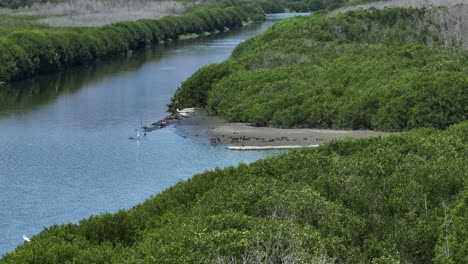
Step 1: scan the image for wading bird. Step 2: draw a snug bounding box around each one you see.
[23,234,30,242]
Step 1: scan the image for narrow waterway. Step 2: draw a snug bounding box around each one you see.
[0,14,308,255]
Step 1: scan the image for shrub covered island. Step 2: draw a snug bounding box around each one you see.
[170,7,468,131]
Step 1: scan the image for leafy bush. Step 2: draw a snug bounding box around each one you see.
[3,122,467,262]
[171,8,468,131]
[7,31,60,74]
[0,3,264,82]
[0,38,31,81]
[168,60,239,112]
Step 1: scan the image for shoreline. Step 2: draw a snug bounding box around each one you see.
[226,145,319,151]
[173,110,395,148]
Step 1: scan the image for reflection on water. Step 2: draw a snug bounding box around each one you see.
[0,14,306,256]
[0,13,312,116]
[0,50,155,116]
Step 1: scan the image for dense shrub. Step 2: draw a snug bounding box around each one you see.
[434,186,468,264]
[158,16,185,39]
[224,7,247,27]
[139,19,164,44]
[168,60,240,112]
[171,7,468,131]
[6,31,60,74]
[0,3,263,82]
[3,122,467,262]
[178,14,204,35]
[192,9,217,32]
[258,1,285,13]
[0,38,31,81]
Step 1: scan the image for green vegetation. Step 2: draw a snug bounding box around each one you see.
[2,121,466,262]
[0,3,264,82]
[170,8,468,131]
[0,0,381,81]
[2,3,467,263]
[163,8,467,261]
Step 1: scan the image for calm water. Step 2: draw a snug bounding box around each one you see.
[0,14,308,256]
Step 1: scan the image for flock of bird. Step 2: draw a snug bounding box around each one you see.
[209,134,326,146]
[130,108,329,148]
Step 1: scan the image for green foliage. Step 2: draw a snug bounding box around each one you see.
[207,46,468,130]
[434,185,468,264]
[110,21,151,50]
[0,3,264,82]
[158,16,184,40]
[168,60,240,112]
[0,38,31,81]
[79,210,139,246]
[3,122,467,262]
[7,31,60,75]
[139,19,165,44]
[258,1,285,13]
[177,14,204,35]
[171,7,468,131]
[97,27,129,55]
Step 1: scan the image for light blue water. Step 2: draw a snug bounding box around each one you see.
[0,14,309,255]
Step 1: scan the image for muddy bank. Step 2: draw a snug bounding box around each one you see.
[173,111,395,147]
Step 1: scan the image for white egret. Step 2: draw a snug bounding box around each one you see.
[23,234,30,242]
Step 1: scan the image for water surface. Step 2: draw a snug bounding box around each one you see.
[0,14,308,255]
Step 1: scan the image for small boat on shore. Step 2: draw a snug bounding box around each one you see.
[226,145,319,151]
[176,108,196,116]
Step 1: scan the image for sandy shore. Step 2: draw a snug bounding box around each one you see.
[173,111,394,148]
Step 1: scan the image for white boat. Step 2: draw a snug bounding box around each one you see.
[226,145,319,151]
[176,108,196,115]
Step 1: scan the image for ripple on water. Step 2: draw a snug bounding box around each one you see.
[0,15,297,255]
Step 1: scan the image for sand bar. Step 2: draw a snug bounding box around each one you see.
[227,145,319,151]
[173,110,395,147]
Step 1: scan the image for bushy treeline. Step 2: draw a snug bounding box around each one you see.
[0,3,263,82]
[207,45,467,130]
[2,121,467,263]
[170,7,468,131]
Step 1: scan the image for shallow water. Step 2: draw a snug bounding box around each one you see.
[0,14,310,256]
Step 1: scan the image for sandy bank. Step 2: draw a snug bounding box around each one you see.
[174,111,395,148]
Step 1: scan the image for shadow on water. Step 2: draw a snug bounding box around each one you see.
[0,52,157,116]
[0,24,267,116]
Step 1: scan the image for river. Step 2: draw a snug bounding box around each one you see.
[0,13,308,256]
